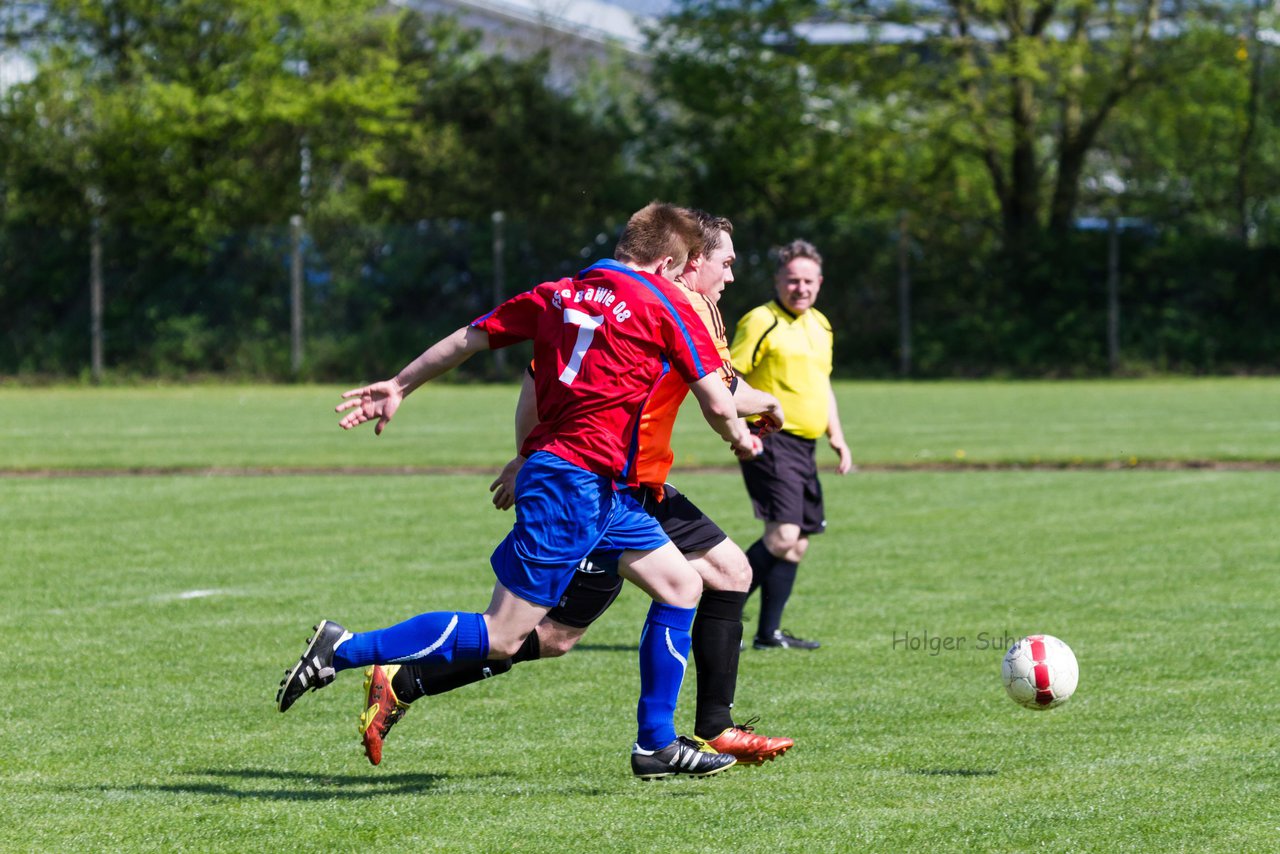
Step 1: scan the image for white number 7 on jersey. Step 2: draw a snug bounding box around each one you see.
[559,309,605,385]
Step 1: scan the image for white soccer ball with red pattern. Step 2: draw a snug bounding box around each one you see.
[1001,634,1078,710]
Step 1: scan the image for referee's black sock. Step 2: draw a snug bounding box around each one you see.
[692,589,747,740]
[757,560,799,640]
[746,539,777,594]
[392,632,540,703]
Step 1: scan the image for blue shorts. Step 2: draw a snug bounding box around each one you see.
[490,452,671,607]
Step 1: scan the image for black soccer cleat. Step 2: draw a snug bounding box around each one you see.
[276,620,350,712]
[753,629,821,650]
[631,736,737,780]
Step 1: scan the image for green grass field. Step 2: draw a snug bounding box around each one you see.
[3,377,1278,471]
[2,381,1278,851]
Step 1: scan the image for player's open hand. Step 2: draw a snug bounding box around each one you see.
[830,437,853,475]
[489,456,525,510]
[336,380,404,435]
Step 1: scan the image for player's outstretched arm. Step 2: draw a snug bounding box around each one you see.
[690,373,761,460]
[336,326,490,434]
[732,377,784,436]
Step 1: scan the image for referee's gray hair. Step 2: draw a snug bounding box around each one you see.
[775,239,822,271]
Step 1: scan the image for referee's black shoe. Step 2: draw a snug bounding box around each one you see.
[631,736,737,780]
[753,629,821,650]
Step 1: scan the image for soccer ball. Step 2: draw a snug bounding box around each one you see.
[1001,634,1078,710]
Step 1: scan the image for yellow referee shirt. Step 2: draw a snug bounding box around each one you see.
[730,300,834,440]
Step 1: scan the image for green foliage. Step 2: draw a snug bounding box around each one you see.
[2,0,1278,379]
[0,0,639,378]
[647,0,874,230]
[644,0,1280,375]
[1124,234,1280,370]
[1102,18,1280,242]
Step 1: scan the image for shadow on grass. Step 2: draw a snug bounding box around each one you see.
[912,768,999,777]
[573,644,638,653]
[66,768,729,801]
[68,767,520,801]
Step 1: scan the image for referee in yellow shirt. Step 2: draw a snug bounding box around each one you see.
[730,240,852,650]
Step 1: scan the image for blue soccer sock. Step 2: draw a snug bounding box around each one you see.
[636,601,696,751]
[332,611,489,672]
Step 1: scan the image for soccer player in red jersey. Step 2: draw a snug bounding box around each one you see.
[359,212,797,768]
[275,203,760,778]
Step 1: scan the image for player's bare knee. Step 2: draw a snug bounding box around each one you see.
[618,543,702,607]
[645,571,701,609]
[486,632,528,659]
[693,547,751,593]
[535,621,584,658]
[671,573,703,608]
[766,530,800,557]
[720,555,752,592]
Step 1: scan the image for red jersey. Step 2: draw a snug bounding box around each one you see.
[471,259,724,482]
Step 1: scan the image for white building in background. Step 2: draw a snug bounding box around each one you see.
[393,0,653,84]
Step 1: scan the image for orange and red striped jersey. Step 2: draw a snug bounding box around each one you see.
[630,283,736,492]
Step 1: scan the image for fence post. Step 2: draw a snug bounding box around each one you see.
[897,210,912,377]
[1107,216,1120,374]
[290,214,304,376]
[491,210,507,374]
[90,217,104,384]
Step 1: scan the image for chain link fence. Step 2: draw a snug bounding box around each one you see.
[3,212,1277,381]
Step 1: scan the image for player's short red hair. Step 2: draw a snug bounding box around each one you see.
[615,202,702,272]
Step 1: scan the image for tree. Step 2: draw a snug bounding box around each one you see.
[653,0,1242,254]
[0,0,643,377]
[1072,2,1280,245]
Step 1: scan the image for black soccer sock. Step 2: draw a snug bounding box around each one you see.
[392,631,540,703]
[746,539,778,595]
[757,560,798,640]
[692,589,748,740]
[393,657,514,704]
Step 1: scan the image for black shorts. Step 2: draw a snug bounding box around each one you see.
[739,430,827,535]
[632,483,729,557]
[544,483,728,629]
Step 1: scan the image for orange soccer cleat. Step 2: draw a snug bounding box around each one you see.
[359,665,411,766]
[695,718,794,766]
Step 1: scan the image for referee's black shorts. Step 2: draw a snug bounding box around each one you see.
[545,483,728,629]
[739,430,827,535]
